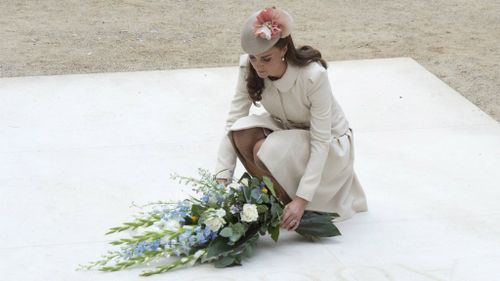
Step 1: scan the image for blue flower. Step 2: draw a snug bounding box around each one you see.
[209,231,218,241]
[201,194,209,204]
[167,201,192,222]
[196,231,208,244]
[148,239,161,251]
[170,210,186,222]
[120,246,134,258]
[188,235,196,245]
[229,205,239,214]
[179,230,191,242]
[133,241,147,256]
[190,226,214,246]
[168,239,178,247]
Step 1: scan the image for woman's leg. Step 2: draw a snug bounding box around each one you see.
[231,128,292,204]
[230,128,266,177]
[253,139,292,204]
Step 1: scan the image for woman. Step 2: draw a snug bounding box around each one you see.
[214,7,368,232]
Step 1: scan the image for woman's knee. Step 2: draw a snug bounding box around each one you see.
[232,128,264,151]
[232,127,263,140]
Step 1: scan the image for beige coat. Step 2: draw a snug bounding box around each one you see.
[215,54,368,220]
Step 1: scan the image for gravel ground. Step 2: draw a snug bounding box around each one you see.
[1,0,499,121]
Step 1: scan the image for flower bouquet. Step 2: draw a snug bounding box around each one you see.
[78,169,341,276]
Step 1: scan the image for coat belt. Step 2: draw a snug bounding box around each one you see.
[271,115,352,139]
[272,116,310,130]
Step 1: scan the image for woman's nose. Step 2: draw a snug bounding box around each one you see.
[254,60,264,68]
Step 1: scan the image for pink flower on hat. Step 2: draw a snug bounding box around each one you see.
[252,7,292,40]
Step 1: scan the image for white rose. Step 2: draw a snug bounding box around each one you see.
[227,182,240,190]
[204,216,226,232]
[215,208,226,218]
[164,219,181,231]
[240,204,259,223]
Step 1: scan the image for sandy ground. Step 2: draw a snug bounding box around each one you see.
[1,0,499,121]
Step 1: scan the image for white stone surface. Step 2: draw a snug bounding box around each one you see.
[1,57,499,281]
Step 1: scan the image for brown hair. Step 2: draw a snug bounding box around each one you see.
[246,35,328,104]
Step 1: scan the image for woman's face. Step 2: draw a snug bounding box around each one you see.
[249,46,287,78]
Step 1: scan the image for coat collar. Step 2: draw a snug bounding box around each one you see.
[265,62,299,92]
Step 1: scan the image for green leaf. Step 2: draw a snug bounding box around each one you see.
[270,202,283,226]
[270,225,280,242]
[250,177,260,189]
[229,223,246,242]
[207,226,260,259]
[262,176,278,199]
[232,222,246,234]
[220,227,233,238]
[214,256,236,268]
[295,211,341,237]
[229,235,240,243]
[242,185,252,202]
[105,214,161,235]
[242,244,254,258]
[206,237,233,258]
[233,254,242,265]
[191,204,205,217]
[251,188,262,202]
[299,233,321,242]
[256,205,268,213]
[261,194,270,203]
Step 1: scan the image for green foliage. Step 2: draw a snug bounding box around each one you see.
[270,200,283,227]
[105,214,161,235]
[269,224,280,242]
[211,222,247,248]
[190,204,205,218]
[241,184,252,202]
[295,211,341,238]
[228,223,246,243]
[262,176,279,201]
[214,256,239,268]
[140,250,205,276]
[99,250,164,272]
[109,228,180,246]
[206,236,234,259]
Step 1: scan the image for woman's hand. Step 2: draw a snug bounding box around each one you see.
[281,196,309,231]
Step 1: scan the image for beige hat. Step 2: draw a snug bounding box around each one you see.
[240,7,293,55]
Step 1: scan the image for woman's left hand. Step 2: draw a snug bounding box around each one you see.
[281,196,309,231]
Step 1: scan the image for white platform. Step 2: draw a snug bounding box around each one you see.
[1,57,499,281]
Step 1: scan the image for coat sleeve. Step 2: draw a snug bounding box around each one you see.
[295,66,333,201]
[214,55,253,180]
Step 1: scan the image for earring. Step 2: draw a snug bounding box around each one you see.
[281,57,285,61]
